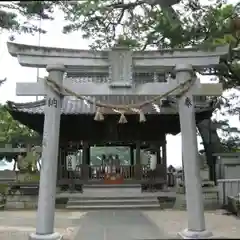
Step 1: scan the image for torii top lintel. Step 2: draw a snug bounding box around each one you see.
[7,42,228,72]
[7,42,228,97]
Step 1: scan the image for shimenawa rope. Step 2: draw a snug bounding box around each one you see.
[45,77,195,124]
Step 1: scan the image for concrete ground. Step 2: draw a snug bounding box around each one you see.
[143,210,240,239]
[0,210,86,240]
[0,210,240,239]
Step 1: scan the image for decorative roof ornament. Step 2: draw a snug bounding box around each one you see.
[94,107,104,121]
[132,108,146,123]
[118,112,128,124]
[138,109,146,123]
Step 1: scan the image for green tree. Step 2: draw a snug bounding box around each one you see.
[0,104,41,161]
[0,2,60,165]
[0,104,40,144]
[0,1,58,35]
[61,0,240,181]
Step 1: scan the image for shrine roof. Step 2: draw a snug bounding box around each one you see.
[7,96,212,115]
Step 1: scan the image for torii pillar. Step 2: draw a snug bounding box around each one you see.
[176,64,212,239]
[29,64,65,240]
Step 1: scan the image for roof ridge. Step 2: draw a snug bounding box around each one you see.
[7,99,46,109]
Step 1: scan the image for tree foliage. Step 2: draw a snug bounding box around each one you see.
[0,1,58,35]
[61,0,240,95]
[0,104,40,147]
[62,0,240,151]
[61,0,240,89]
[0,2,56,150]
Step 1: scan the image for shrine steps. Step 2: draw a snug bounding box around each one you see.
[66,185,163,210]
[66,196,160,210]
[83,184,141,188]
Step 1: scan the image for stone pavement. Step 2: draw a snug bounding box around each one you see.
[0,210,86,240]
[0,209,240,239]
[74,210,167,240]
[143,210,240,239]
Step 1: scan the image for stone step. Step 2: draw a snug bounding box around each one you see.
[82,187,142,197]
[67,198,159,206]
[83,184,141,189]
[68,195,160,200]
[66,203,160,210]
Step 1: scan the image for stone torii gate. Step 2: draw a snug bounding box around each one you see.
[7,41,228,239]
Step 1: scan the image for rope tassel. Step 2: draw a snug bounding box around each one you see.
[118,112,128,124]
[94,108,104,121]
[138,109,146,123]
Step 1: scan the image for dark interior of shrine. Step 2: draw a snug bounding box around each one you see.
[8,108,213,141]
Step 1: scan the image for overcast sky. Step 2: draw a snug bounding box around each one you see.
[0,0,239,167]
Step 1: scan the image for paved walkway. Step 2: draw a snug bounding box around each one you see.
[0,211,84,240]
[74,210,166,240]
[1,210,240,239]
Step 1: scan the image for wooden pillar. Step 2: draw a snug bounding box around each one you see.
[134,141,141,180]
[56,146,65,192]
[86,144,91,165]
[149,142,159,163]
[157,150,161,164]
[57,146,66,183]
[82,141,89,180]
[130,145,134,166]
[162,139,167,181]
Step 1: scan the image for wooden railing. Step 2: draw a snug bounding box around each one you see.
[58,164,166,183]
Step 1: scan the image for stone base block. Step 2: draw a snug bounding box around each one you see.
[5,195,38,209]
[29,232,62,240]
[5,201,25,209]
[178,228,213,239]
[174,188,219,210]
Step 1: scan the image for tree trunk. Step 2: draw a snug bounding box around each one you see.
[197,119,223,183]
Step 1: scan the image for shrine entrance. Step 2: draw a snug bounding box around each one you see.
[57,141,166,186]
[90,146,131,184]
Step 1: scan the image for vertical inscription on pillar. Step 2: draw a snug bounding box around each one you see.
[47,98,58,108]
[185,97,192,108]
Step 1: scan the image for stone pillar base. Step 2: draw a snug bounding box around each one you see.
[29,232,62,240]
[178,229,213,239]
